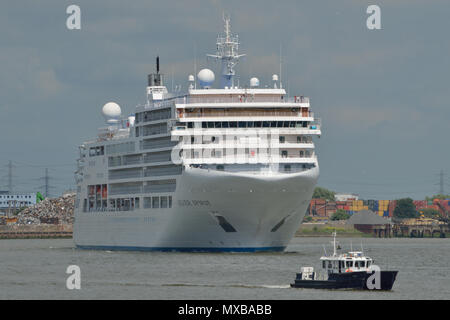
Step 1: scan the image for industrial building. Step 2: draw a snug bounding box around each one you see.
[0,191,38,214]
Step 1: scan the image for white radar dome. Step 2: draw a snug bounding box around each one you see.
[250,77,260,87]
[188,74,195,82]
[102,102,121,124]
[272,74,279,81]
[197,69,215,88]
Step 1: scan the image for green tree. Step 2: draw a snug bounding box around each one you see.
[419,208,441,219]
[312,187,335,201]
[425,194,450,201]
[331,209,350,221]
[394,198,418,219]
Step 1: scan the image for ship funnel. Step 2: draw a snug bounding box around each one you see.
[148,56,164,87]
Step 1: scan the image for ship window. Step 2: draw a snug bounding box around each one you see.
[277,121,283,127]
[281,151,288,158]
[152,197,160,208]
[361,261,365,267]
[229,122,237,128]
[247,122,254,128]
[187,122,193,128]
[135,197,140,209]
[322,261,326,268]
[207,122,214,128]
[263,121,270,127]
[297,136,302,143]
[279,136,285,143]
[270,121,277,127]
[202,122,207,128]
[254,121,262,127]
[222,122,229,128]
[169,196,172,208]
[215,122,221,128]
[144,197,151,208]
[328,261,332,268]
[284,165,291,172]
[238,122,246,128]
[160,196,168,208]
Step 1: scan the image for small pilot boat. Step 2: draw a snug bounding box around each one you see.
[291,232,398,290]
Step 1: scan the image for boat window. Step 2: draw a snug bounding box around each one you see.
[328,261,332,268]
[361,261,365,267]
[322,261,326,268]
[367,261,371,267]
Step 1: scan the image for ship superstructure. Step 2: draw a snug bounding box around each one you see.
[73,17,321,251]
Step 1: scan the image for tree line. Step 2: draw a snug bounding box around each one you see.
[310,187,449,220]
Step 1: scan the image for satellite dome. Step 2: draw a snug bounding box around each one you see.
[272,74,279,81]
[102,102,121,124]
[197,69,215,88]
[250,77,260,87]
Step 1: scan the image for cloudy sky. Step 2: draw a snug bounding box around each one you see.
[0,0,449,199]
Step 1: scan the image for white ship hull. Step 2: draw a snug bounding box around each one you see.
[74,165,319,252]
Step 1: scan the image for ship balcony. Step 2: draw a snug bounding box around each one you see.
[171,126,321,136]
[178,142,315,150]
[175,96,310,105]
[180,154,317,165]
[177,110,315,120]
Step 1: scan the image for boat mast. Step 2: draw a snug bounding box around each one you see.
[332,230,337,256]
[207,14,245,88]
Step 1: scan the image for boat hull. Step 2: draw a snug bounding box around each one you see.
[290,271,399,290]
[74,165,319,252]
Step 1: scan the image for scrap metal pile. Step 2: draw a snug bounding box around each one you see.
[16,193,75,225]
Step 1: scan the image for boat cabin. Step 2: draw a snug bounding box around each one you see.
[320,251,373,274]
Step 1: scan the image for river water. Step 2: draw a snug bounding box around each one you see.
[1,237,449,299]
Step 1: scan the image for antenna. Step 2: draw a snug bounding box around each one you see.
[194,44,197,89]
[156,56,160,74]
[279,43,283,89]
[8,160,14,193]
[323,245,327,256]
[207,14,246,88]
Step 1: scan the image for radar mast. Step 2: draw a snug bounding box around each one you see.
[207,14,245,88]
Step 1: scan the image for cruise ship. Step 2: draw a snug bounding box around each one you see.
[73,17,321,252]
